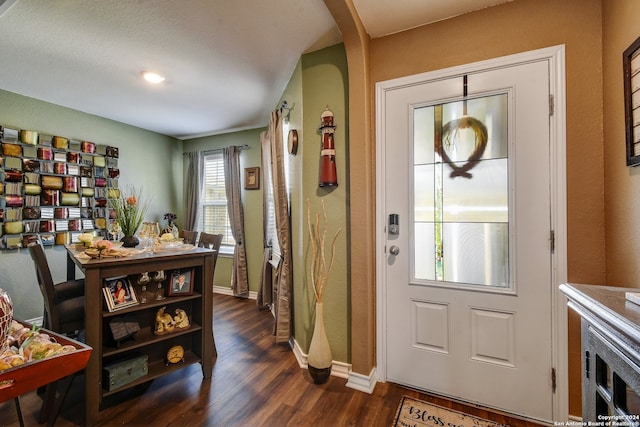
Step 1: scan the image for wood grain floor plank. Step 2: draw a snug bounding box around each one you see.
[0,293,546,426]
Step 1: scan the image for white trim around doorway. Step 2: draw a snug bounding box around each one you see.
[374,44,568,422]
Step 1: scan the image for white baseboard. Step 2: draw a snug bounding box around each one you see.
[213,285,257,300]
[346,368,378,394]
[291,336,306,368]
[215,292,376,393]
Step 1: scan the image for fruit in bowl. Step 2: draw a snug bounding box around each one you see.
[76,232,104,249]
[84,248,100,258]
[78,232,102,243]
[159,233,183,248]
[160,239,183,248]
[159,233,176,242]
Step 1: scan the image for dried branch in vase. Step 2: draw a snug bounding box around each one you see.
[307,199,341,303]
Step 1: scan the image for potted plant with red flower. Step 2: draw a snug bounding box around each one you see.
[110,186,149,247]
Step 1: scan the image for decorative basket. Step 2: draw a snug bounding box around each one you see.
[0,288,14,352]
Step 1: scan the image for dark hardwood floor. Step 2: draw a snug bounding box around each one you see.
[0,293,546,426]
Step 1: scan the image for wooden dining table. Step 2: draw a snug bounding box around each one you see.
[65,243,216,426]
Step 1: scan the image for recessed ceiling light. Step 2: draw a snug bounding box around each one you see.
[142,71,165,84]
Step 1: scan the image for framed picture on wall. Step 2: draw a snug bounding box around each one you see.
[244,167,260,190]
[623,36,640,167]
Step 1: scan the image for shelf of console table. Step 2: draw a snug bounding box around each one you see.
[66,245,216,426]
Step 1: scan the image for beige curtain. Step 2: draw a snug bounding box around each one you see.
[257,245,272,310]
[184,151,201,231]
[257,131,273,309]
[267,110,292,343]
[223,146,249,297]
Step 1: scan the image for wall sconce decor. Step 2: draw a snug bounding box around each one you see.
[624,36,640,167]
[318,107,337,187]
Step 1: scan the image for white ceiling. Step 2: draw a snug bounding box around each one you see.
[0,0,510,140]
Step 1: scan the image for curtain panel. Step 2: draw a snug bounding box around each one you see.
[267,110,292,344]
[223,146,249,297]
[258,131,273,309]
[184,151,201,231]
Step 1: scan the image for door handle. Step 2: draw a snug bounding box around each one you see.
[389,245,400,256]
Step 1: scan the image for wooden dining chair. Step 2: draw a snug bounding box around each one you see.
[180,229,198,245]
[27,241,85,424]
[197,232,223,264]
[27,241,84,334]
[196,232,223,356]
[197,232,222,250]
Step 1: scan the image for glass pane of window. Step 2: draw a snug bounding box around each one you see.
[441,222,509,287]
[414,164,435,222]
[442,158,507,223]
[412,93,509,288]
[440,95,508,162]
[199,152,235,246]
[263,141,281,259]
[414,106,435,165]
[414,222,436,281]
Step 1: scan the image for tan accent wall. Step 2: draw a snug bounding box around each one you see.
[603,2,640,286]
[332,0,607,417]
[370,2,606,276]
[324,0,376,376]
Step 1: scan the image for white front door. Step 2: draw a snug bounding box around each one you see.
[377,49,565,422]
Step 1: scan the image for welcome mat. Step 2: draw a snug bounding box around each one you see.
[392,396,506,427]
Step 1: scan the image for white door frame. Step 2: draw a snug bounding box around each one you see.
[374,45,568,421]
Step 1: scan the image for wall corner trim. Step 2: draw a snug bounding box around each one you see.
[346,368,377,394]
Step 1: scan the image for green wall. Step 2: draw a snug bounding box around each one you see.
[285,44,349,363]
[0,89,182,320]
[0,43,350,366]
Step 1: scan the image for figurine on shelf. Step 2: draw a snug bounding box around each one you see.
[152,270,166,301]
[137,272,152,304]
[163,212,179,239]
[154,307,175,335]
[173,308,190,329]
[154,307,190,335]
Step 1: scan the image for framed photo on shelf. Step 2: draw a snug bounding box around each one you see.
[168,269,194,296]
[624,36,640,166]
[244,167,260,190]
[103,276,139,312]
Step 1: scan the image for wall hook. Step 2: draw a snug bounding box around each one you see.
[280,100,294,122]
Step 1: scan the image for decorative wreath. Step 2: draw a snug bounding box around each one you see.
[436,116,488,179]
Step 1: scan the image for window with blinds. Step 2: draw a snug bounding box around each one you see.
[263,142,280,265]
[197,151,235,247]
[263,121,290,267]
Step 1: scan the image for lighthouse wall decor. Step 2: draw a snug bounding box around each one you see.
[318,107,338,187]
